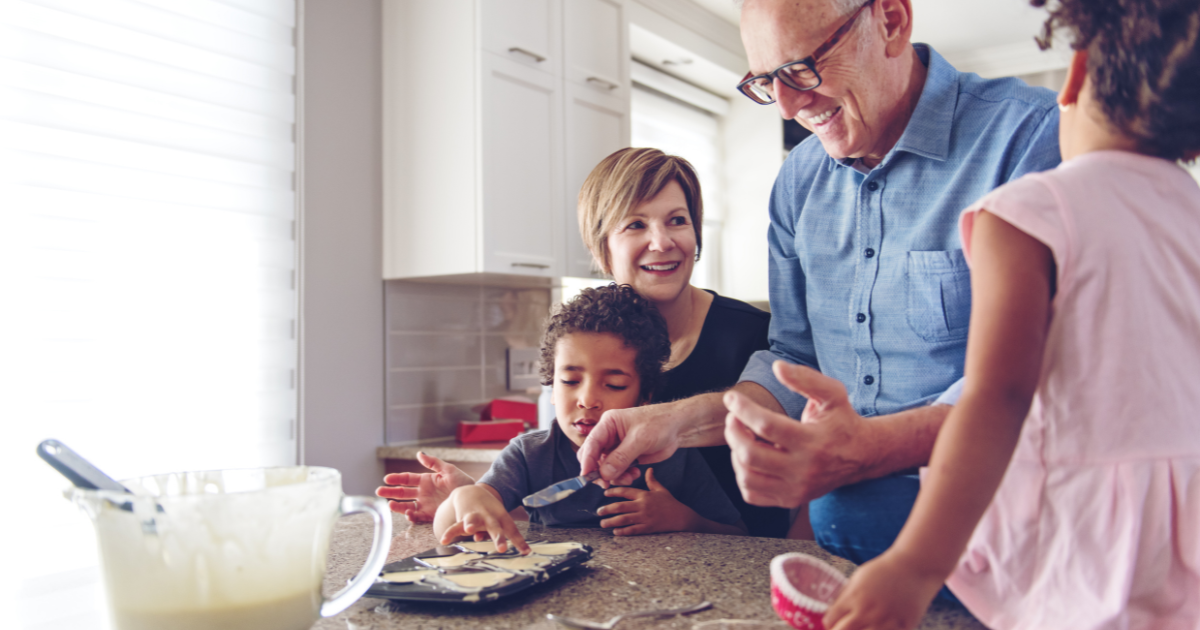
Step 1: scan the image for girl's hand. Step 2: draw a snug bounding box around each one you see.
[597,468,694,535]
[823,550,942,630]
[439,485,530,554]
[376,451,475,523]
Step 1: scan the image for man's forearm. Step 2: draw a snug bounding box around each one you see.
[856,403,951,482]
[675,383,785,449]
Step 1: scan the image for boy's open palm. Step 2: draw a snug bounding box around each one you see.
[823,551,941,630]
[376,451,475,523]
[596,468,695,535]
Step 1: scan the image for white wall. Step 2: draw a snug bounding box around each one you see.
[300,0,385,495]
[721,96,782,304]
[630,0,782,305]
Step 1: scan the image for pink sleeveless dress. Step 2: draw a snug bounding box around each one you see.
[948,151,1200,629]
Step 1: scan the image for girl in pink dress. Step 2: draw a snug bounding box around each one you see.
[824,1,1200,629]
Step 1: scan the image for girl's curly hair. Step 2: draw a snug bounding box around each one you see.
[538,284,670,403]
[1032,0,1200,161]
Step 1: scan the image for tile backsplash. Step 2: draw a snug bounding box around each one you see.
[385,280,550,444]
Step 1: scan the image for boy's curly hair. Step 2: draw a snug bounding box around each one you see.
[538,284,670,403]
[1032,0,1200,161]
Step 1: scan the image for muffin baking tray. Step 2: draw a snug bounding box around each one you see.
[364,540,594,604]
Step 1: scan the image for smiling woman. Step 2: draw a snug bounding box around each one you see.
[575,148,788,537]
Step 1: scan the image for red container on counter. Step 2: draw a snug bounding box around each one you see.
[479,399,537,424]
[456,398,536,443]
[456,419,525,444]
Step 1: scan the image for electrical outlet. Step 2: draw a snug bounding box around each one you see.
[506,347,540,391]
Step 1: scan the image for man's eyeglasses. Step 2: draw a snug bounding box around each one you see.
[737,0,875,105]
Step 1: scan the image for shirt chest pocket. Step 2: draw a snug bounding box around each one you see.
[906,249,971,343]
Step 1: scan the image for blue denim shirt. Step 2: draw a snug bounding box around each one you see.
[739,45,1060,419]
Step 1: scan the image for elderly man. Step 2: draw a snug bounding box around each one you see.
[578,0,1059,564]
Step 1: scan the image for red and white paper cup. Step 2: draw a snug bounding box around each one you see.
[770,553,848,630]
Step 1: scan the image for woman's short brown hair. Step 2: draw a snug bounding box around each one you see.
[576,148,704,275]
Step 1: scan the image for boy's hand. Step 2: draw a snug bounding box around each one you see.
[596,468,695,536]
[823,550,941,630]
[439,485,530,554]
[376,451,474,523]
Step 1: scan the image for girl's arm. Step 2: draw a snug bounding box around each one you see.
[825,210,1055,630]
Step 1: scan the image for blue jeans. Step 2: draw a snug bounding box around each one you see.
[809,473,960,604]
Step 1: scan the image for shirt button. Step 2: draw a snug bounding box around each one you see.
[864,248,875,258]
[867,181,879,191]
[856,313,866,323]
[864,375,875,385]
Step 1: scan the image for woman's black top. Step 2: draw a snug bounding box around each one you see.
[657,291,790,538]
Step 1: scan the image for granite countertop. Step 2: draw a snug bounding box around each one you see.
[318,514,985,630]
[377,441,508,463]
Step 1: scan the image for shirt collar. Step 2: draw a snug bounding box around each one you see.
[826,44,956,172]
[891,44,955,162]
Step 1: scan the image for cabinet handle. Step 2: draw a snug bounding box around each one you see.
[507,47,546,63]
[512,262,550,270]
[586,76,619,91]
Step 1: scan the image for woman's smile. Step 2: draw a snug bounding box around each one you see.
[607,180,697,305]
[640,261,682,273]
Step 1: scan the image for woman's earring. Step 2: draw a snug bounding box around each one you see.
[1058,103,1071,112]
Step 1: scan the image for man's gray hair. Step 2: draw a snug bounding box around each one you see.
[734,0,866,17]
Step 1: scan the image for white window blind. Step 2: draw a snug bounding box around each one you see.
[0,0,298,628]
[631,83,725,293]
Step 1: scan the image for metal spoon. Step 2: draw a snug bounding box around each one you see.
[547,600,713,630]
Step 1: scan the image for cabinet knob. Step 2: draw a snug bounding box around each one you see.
[511,262,550,270]
[586,76,619,91]
[507,47,546,63]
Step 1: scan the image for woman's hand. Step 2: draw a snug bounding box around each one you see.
[596,468,694,535]
[376,451,475,523]
[823,550,942,630]
[437,485,530,554]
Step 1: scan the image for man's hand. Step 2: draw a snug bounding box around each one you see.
[578,404,682,487]
[723,361,877,508]
[375,451,475,523]
[595,468,694,536]
[823,549,942,630]
[438,485,530,554]
[579,392,733,487]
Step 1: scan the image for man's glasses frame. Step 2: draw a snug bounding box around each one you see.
[736,0,876,105]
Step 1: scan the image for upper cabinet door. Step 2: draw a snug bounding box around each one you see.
[563,83,628,278]
[563,0,628,98]
[481,0,562,76]
[480,53,564,277]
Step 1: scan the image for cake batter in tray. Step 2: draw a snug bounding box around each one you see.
[365,540,594,604]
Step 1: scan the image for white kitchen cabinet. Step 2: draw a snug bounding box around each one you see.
[563,0,631,278]
[564,83,629,277]
[563,0,627,96]
[481,0,561,77]
[480,53,563,274]
[382,0,628,281]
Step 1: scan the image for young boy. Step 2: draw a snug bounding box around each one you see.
[434,284,745,553]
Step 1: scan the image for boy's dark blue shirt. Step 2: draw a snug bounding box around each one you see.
[479,421,742,528]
